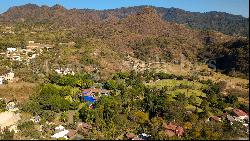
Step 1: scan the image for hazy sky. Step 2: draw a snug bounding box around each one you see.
[0,0,249,17]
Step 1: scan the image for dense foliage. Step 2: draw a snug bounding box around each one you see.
[19,71,248,140]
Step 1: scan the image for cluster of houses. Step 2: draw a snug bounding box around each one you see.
[163,122,184,137]
[54,68,75,75]
[208,108,249,129]
[0,41,53,62]
[0,72,15,85]
[51,122,92,140]
[79,84,111,108]
[126,132,151,140]
[1,26,14,34]
[26,41,53,51]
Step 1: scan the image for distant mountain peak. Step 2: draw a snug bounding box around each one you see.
[141,7,157,14]
[51,4,66,10]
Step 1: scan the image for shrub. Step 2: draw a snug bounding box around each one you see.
[225,95,238,104]
[0,128,14,140]
[0,99,6,112]
[104,80,118,90]
[176,75,184,80]
[199,79,213,85]
[239,104,249,113]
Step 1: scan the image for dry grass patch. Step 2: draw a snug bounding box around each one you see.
[0,82,38,103]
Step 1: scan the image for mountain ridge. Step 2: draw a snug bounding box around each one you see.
[0,4,248,37]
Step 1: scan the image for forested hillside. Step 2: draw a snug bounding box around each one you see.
[1,4,248,37]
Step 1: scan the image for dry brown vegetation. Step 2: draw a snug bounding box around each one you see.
[0,82,38,103]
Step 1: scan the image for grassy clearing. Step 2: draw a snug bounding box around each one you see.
[146,79,207,90]
[167,89,206,105]
[146,79,208,107]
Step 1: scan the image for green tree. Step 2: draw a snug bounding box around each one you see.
[184,113,199,122]
[104,80,118,90]
[225,95,238,104]
[200,99,210,111]
[0,100,6,112]
[60,112,68,123]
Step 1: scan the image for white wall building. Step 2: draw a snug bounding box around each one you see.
[0,77,4,85]
[55,69,63,74]
[7,48,16,53]
[28,41,35,44]
[51,125,69,139]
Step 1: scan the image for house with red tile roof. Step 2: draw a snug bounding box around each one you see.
[163,122,184,137]
[175,126,184,137]
[126,133,136,139]
[233,109,248,121]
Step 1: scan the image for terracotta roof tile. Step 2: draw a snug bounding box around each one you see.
[233,109,248,117]
[176,126,184,136]
[126,133,136,139]
[164,122,177,130]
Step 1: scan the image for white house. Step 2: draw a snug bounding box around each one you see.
[55,68,63,74]
[0,77,4,85]
[55,125,65,132]
[51,125,69,139]
[28,41,35,44]
[7,48,16,53]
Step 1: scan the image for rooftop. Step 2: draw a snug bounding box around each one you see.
[233,109,248,117]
